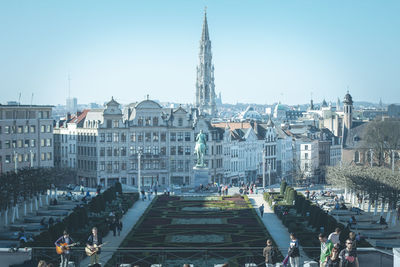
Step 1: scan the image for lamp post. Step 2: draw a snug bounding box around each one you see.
[138,150,142,195]
[369,149,373,167]
[392,150,395,174]
[14,151,18,173]
[262,147,266,189]
[268,162,271,191]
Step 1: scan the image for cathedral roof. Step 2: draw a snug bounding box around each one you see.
[135,99,162,109]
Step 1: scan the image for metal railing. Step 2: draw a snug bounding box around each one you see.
[24,246,394,267]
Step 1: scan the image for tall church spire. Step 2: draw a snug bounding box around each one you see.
[195,8,217,117]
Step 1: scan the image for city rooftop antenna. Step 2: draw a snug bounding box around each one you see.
[18,92,21,105]
[68,73,71,99]
[30,93,34,106]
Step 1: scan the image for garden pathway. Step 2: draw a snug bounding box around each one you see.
[79,197,153,267]
[248,193,311,263]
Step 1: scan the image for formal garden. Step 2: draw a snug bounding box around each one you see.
[264,181,372,261]
[108,194,282,266]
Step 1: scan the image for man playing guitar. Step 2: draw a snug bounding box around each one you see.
[55,230,76,267]
[86,227,103,265]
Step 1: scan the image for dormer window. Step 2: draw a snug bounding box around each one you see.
[353,135,360,142]
[178,118,183,127]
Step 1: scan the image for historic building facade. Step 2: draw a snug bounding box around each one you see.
[0,104,54,173]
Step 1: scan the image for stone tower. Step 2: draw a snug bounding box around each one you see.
[195,10,217,117]
[343,91,353,131]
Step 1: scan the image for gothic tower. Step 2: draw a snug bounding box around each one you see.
[343,91,353,131]
[195,10,217,117]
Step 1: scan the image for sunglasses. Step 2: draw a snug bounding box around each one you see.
[346,242,353,244]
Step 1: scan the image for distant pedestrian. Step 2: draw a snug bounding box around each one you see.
[147,188,152,201]
[263,239,278,266]
[117,218,123,236]
[110,217,117,236]
[140,189,145,201]
[288,233,300,267]
[259,204,265,217]
[319,233,333,267]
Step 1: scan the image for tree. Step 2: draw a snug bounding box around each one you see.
[364,120,400,166]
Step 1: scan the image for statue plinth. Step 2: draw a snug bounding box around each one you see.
[192,166,209,187]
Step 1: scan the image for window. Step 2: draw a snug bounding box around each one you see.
[30,125,35,133]
[305,153,309,160]
[5,126,10,134]
[145,117,151,126]
[137,133,143,142]
[41,125,45,133]
[121,147,127,156]
[113,120,119,128]
[130,146,136,155]
[114,148,119,156]
[41,153,46,161]
[100,133,105,142]
[46,139,52,147]
[100,161,105,171]
[130,133,136,142]
[31,139,36,147]
[107,161,112,172]
[178,118,183,126]
[153,117,158,126]
[153,146,159,155]
[305,145,309,150]
[41,139,45,147]
[170,160,176,172]
[170,146,176,155]
[185,146,191,155]
[107,120,112,128]
[170,133,176,142]
[121,162,127,170]
[161,146,166,156]
[354,151,360,163]
[46,125,51,133]
[121,133,126,142]
[177,132,183,141]
[107,147,112,157]
[5,155,11,163]
[185,132,191,141]
[304,162,309,171]
[113,133,119,142]
[145,132,151,142]
[47,152,52,160]
[105,133,111,142]
[114,161,119,171]
[161,132,166,142]
[145,146,151,154]
[178,146,183,155]
[178,160,183,171]
[18,126,23,133]
[137,117,143,126]
[100,148,105,157]
[153,132,159,142]
[5,140,11,149]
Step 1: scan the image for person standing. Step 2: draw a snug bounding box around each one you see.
[348,232,357,251]
[263,239,277,267]
[328,228,341,247]
[319,233,334,267]
[259,204,265,217]
[117,218,123,236]
[110,217,117,237]
[325,245,340,267]
[339,239,359,267]
[55,230,75,267]
[140,188,145,201]
[288,233,300,267]
[86,227,103,266]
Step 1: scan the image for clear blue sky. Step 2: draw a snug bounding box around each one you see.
[1,0,399,106]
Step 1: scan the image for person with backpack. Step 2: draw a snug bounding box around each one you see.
[263,239,278,266]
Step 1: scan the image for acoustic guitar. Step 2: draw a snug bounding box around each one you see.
[55,242,80,255]
[85,242,108,256]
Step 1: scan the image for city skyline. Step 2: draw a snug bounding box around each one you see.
[1,1,400,106]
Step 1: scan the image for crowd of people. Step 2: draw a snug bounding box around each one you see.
[263,228,360,267]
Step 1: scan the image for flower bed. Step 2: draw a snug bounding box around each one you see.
[108,194,282,266]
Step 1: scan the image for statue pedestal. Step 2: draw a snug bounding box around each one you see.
[193,167,209,187]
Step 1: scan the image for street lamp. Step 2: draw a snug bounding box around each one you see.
[14,151,18,173]
[138,150,142,194]
[262,147,266,189]
[268,161,271,191]
[369,149,373,167]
